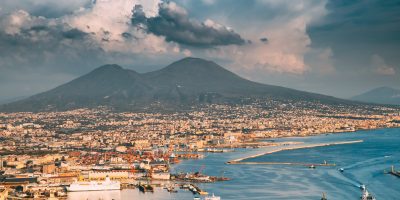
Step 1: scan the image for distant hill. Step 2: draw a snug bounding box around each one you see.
[351,87,400,105]
[0,57,356,112]
[0,96,27,105]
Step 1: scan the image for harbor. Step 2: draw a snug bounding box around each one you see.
[1,129,399,199]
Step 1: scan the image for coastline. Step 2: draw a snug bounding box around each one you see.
[227,140,364,164]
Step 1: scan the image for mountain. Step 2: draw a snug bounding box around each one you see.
[351,87,400,105]
[0,57,355,112]
[0,96,27,105]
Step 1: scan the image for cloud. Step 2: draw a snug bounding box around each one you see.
[65,0,197,56]
[372,54,396,75]
[203,0,329,75]
[0,0,92,18]
[61,28,88,39]
[1,0,398,100]
[260,37,268,43]
[202,0,215,5]
[306,48,335,75]
[132,1,246,47]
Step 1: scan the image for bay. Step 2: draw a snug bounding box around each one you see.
[67,128,400,200]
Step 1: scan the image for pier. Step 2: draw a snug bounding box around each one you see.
[389,166,400,178]
[227,140,363,165]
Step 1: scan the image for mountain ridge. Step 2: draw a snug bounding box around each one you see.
[351,86,400,105]
[0,57,360,112]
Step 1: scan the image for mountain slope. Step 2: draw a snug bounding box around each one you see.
[1,57,355,112]
[1,64,152,111]
[351,87,400,105]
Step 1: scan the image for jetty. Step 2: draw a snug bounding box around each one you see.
[227,140,363,165]
[227,161,336,167]
[389,166,400,178]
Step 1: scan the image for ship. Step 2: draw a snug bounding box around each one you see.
[360,185,376,200]
[66,176,120,192]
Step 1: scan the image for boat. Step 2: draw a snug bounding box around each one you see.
[199,190,209,195]
[166,185,178,193]
[204,193,221,200]
[66,176,120,192]
[139,184,154,193]
[360,185,376,200]
[339,168,344,172]
[321,192,327,200]
[359,184,366,191]
[309,165,316,169]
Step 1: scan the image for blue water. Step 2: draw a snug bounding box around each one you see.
[68,128,400,200]
[173,128,400,200]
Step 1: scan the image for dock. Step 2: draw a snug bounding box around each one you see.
[389,166,400,178]
[227,140,363,165]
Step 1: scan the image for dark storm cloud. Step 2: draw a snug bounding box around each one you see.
[260,37,268,43]
[132,2,246,47]
[0,0,93,18]
[308,0,400,67]
[62,28,88,39]
[305,0,400,96]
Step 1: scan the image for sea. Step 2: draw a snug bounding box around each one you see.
[67,128,400,200]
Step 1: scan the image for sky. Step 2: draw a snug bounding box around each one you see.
[0,0,399,101]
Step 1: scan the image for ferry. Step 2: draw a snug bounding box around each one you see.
[66,176,120,192]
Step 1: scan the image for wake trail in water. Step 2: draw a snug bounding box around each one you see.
[342,156,386,171]
[336,155,395,189]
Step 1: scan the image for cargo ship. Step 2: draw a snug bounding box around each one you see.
[66,176,120,192]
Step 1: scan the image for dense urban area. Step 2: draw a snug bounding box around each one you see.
[0,100,399,199]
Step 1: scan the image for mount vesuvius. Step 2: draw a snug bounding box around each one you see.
[0,57,355,112]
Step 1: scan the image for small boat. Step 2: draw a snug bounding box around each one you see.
[199,190,209,195]
[139,184,154,193]
[321,192,327,200]
[361,189,376,200]
[339,168,344,172]
[166,186,178,193]
[204,193,221,200]
[359,184,366,191]
[309,165,316,169]
[360,185,376,200]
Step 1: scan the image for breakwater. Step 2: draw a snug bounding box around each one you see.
[227,140,363,164]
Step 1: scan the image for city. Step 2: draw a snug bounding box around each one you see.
[0,100,399,199]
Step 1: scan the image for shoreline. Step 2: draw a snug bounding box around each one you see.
[227,140,364,164]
